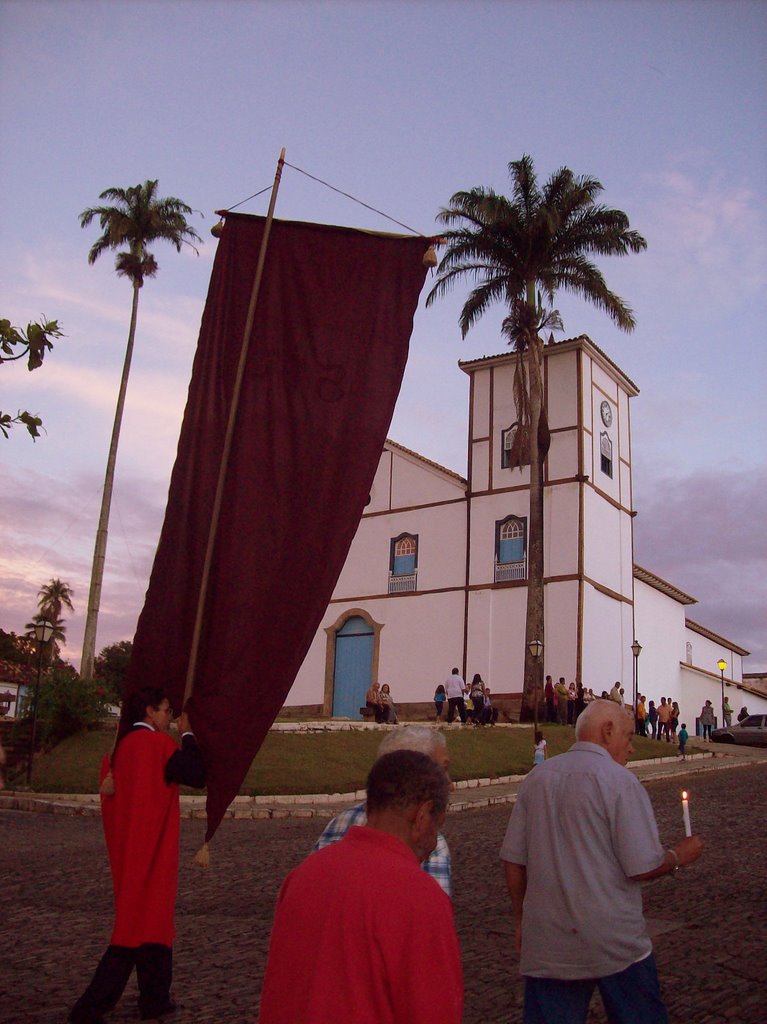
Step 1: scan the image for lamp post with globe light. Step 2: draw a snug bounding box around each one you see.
[631,640,642,728]
[717,658,727,730]
[27,619,54,784]
[528,638,543,732]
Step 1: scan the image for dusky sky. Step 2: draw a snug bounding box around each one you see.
[1,0,765,671]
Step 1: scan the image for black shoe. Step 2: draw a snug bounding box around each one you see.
[140,1001,177,1020]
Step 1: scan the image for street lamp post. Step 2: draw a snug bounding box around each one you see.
[27,619,55,785]
[717,658,727,730]
[528,639,544,732]
[631,640,642,731]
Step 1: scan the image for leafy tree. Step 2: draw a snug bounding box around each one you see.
[28,662,109,747]
[0,629,35,665]
[427,155,646,712]
[0,316,64,438]
[94,639,133,702]
[78,179,202,679]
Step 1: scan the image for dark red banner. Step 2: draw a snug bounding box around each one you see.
[123,212,430,839]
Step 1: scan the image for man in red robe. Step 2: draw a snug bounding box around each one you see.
[69,687,206,1024]
[258,749,464,1024]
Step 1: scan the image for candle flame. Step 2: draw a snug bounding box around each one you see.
[682,791,688,800]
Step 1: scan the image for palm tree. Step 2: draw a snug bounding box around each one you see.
[78,180,201,679]
[37,578,74,623]
[427,155,646,713]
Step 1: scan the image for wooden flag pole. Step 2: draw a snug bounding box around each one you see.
[183,147,286,712]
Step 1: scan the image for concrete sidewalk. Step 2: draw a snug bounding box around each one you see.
[3,736,765,820]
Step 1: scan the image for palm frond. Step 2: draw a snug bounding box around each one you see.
[80,179,202,272]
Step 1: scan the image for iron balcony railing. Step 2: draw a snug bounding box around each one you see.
[388,572,417,594]
[494,559,527,583]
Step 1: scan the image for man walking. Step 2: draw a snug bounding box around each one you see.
[259,750,463,1024]
[69,687,206,1024]
[500,699,703,1024]
[315,726,453,895]
[445,666,467,724]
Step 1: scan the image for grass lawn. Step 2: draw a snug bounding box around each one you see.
[13,722,673,796]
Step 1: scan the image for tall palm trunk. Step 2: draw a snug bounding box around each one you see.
[80,280,141,679]
[522,282,545,714]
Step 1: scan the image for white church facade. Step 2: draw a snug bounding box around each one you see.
[288,335,761,726]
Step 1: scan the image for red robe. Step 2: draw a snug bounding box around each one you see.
[100,728,181,947]
[258,826,464,1024]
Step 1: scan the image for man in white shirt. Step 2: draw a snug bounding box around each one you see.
[500,699,703,1023]
[444,667,467,724]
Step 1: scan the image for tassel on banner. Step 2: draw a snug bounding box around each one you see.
[423,244,438,268]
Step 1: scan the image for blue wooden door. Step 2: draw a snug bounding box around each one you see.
[332,616,374,718]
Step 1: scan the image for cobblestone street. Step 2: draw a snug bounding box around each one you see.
[2,763,765,1024]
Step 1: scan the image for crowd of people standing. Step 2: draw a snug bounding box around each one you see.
[435,669,499,726]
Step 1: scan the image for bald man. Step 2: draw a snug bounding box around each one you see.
[500,699,703,1024]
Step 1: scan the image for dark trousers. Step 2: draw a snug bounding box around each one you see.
[523,953,667,1024]
[367,700,389,724]
[546,699,555,723]
[69,943,172,1023]
[447,696,466,723]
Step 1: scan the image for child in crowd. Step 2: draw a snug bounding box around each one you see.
[533,730,547,766]
[678,722,689,760]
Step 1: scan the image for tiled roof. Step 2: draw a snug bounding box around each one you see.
[685,618,750,658]
[0,659,34,686]
[384,438,467,485]
[458,334,640,395]
[633,564,697,605]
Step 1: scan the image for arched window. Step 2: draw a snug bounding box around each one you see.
[501,422,529,469]
[600,431,613,478]
[389,533,418,592]
[501,423,516,469]
[495,516,527,581]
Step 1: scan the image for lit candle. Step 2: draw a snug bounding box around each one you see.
[681,790,692,837]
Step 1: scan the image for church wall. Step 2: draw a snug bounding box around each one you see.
[472,369,491,441]
[581,583,629,693]
[389,450,466,507]
[542,579,579,684]
[368,447,466,513]
[683,625,743,685]
[617,387,633,510]
[367,450,394,513]
[466,586,527,692]
[471,439,491,492]
[588,360,622,506]
[468,490,528,586]
[582,488,631,597]
[547,428,579,481]
[544,482,579,578]
[546,348,579,430]
[333,499,466,597]
[633,578,686,703]
[288,589,466,707]
[371,592,466,700]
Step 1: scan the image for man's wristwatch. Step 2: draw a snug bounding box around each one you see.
[667,848,680,874]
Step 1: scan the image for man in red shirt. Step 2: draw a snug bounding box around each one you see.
[258,749,463,1024]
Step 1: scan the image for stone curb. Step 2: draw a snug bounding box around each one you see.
[0,751,723,819]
